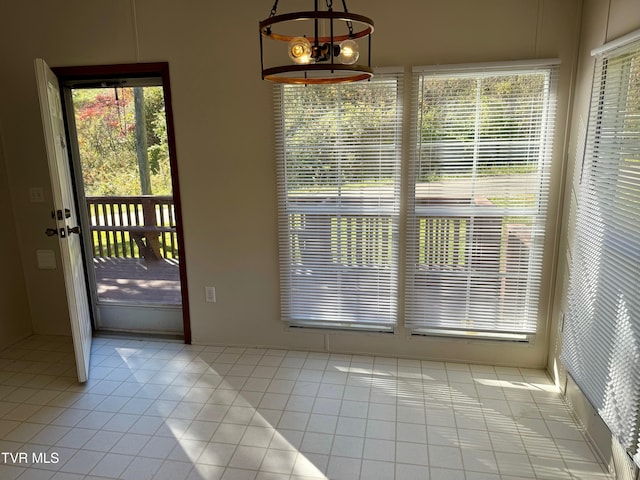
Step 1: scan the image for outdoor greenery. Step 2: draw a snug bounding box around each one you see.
[73,86,172,196]
[418,73,547,183]
[282,81,400,191]
[282,74,547,197]
[90,230,178,259]
[282,73,549,275]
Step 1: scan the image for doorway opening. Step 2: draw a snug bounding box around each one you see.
[54,63,190,342]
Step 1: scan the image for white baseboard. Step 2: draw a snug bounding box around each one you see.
[564,373,639,480]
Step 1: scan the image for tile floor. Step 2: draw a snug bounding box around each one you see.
[0,335,611,480]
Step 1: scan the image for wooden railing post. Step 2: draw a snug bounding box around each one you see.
[140,196,162,260]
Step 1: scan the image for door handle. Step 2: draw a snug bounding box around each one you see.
[67,225,81,235]
[45,227,66,237]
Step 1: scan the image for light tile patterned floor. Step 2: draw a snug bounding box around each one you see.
[0,335,611,480]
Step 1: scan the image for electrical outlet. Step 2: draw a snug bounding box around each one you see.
[205,286,216,303]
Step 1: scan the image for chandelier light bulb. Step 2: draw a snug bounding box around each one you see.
[338,39,359,65]
[288,37,313,65]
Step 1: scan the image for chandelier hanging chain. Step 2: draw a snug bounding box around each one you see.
[340,0,354,36]
[269,0,279,17]
[265,0,279,35]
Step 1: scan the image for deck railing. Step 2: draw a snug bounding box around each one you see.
[85,194,530,277]
[286,195,527,274]
[86,196,178,260]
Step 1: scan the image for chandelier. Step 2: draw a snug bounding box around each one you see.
[259,0,374,84]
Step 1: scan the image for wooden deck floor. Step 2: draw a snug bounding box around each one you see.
[93,257,181,305]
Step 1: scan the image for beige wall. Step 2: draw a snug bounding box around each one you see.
[0,131,32,350]
[0,0,582,366]
[548,0,640,476]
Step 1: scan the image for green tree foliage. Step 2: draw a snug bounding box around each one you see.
[418,73,546,182]
[73,86,172,196]
[282,81,399,191]
[625,53,640,147]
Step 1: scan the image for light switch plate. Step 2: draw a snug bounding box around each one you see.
[205,286,216,303]
[29,187,45,203]
[36,250,56,269]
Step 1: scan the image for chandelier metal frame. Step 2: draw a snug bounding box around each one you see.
[259,0,374,84]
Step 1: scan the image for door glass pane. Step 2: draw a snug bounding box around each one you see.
[72,85,181,305]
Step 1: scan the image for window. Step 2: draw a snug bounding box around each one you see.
[406,61,558,338]
[562,33,640,462]
[276,72,403,331]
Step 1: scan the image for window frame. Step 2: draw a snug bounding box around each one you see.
[275,69,404,332]
[405,60,560,340]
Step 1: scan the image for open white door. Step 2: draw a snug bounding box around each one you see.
[35,58,93,383]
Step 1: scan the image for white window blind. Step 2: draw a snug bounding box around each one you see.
[406,61,558,337]
[276,73,402,330]
[561,35,640,461]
